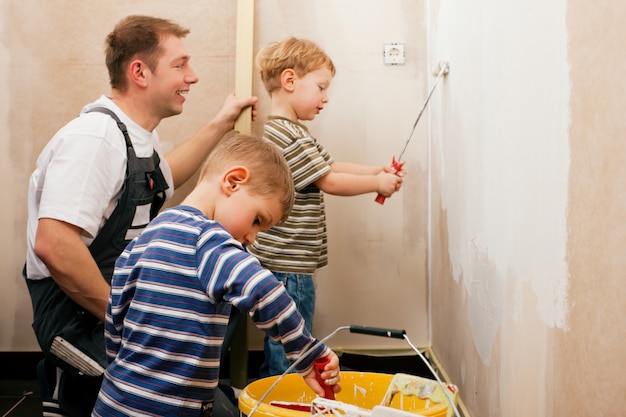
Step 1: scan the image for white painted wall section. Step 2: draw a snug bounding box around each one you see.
[432,0,570,364]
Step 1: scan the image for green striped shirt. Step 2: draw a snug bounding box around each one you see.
[248,116,333,274]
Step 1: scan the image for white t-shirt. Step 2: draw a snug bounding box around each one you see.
[25,96,174,279]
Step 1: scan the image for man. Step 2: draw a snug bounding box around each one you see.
[24,15,256,416]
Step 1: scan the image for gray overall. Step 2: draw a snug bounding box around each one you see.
[25,107,168,416]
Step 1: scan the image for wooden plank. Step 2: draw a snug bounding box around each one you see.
[230,0,254,389]
[234,0,255,135]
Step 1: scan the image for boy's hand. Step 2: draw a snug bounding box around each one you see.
[303,352,341,398]
[383,164,406,179]
[377,171,404,197]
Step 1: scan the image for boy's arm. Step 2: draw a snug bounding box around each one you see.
[231,271,339,385]
[246,284,341,395]
[315,170,401,197]
[329,161,384,175]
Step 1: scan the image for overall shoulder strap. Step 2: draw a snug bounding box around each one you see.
[86,107,133,148]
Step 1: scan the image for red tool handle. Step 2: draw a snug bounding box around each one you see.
[314,357,335,399]
[375,157,405,204]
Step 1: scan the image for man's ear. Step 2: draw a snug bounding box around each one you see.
[221,166,250,196]
[280,69,296,92]
[128,60,149,87]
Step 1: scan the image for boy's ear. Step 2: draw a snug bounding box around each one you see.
[280,69,296,92]
[222,166,250,196]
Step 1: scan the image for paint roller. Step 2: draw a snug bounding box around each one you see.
[249,325,408,416]
[375,61,450,204]
[348,325,406,339]
[252,324,460,417]
[312,326,406,400]
[309,326,406,400]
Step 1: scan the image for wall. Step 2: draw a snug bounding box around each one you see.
[250,1,430,350]
[429,0,626,416]
[1,0,241,350]
[4,1,625,415]
[557,1,626,414]
[0,1,429,354]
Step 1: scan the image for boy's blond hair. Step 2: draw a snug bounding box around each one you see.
[199,135,295,221]
[256,37,336,95]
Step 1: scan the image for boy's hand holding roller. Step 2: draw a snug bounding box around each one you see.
[304,352,341,398]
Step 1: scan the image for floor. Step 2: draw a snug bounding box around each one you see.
[0,352,438,417]
[0,379,41,417]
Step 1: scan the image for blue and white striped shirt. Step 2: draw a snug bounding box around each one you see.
[93,206,327,417]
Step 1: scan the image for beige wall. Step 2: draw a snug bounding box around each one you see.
[3,0,626,416]
[556,1,626,415]
[1,1,429,353]
[1,0,242,350]
[250,1,430,351]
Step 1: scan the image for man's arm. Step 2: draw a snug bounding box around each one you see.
[34,218,110,321]
[166,93,258,188]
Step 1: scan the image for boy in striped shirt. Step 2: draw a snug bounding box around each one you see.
[92,135,340,417]
[248,37,404,377]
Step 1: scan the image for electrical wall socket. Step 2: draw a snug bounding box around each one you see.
[383,43,405,65]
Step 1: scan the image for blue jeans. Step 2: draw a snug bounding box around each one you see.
[259,272,315,377]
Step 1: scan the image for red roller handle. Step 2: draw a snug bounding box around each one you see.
[375,157,405,204]
[314,357,335,399]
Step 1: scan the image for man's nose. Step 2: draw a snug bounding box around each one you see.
[185,66,199,84]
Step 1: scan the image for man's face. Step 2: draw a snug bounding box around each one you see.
[147,35,199,119]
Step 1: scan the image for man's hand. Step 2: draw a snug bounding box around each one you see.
[166,93,259,188]
[213,92,258,132]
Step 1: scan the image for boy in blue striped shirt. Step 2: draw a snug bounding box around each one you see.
[92,135,340,417]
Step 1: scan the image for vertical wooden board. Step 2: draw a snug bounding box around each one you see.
[234,0,255,135]
[230,0,254,389]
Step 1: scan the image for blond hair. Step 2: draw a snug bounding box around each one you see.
[199,135,295,221]
[256,37,336,94]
